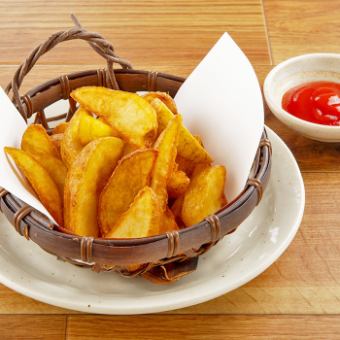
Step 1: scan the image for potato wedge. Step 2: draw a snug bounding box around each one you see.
[64,137,124,237]
[105,187,161,238]
[122,143,140,157]
[171,195,185,227]
[60,108,84,168]
[167,170,190,198]
[21,125,67,196]
[176,155,196,177]
[4,147,63,225]
[99,149,157,236]
[52,122,68,135]
[181,165,227,227]
[159,207,179,234]
[22,124,59,158]
[71,87,158,147]
[194,135,204,147]
[148,98,175,135]
[50,133,63,156]
[61,108,118,168]
[148,98,212,163]
[77,112,116,145]
[151,115,180,208]
[143,91,178,114]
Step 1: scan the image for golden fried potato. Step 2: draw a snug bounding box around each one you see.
[181,165,227,226]
[99,149,157,236]
[77,111,116,145]
[122,143,140,157]
[167,170,190,198]
[50,133,63,156]
[4,147,63,225]
[171,195,185,227]
[147,98,174,135]
[176,155,196,177]
[61,108,118,168]
[64,137,124,237]
[143,91,178,114]
[148,98,212,163]
[22,124,59,158]
[21,125,67,196]
[60,108,84,168]
[194,135,204,147]
[105,187,161,238]
[151,115,180,208]
[52,122,68,135]
[159,207,179,234]
[71,87,158,147]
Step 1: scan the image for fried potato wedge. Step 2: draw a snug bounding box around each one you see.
[21,125,67,196]
[60,108,84,168]
[22,124,59,158]
[171,195,185,227]
[4,147,63,225]
[99,149,157,236]
[50,133,63,156]
[77,111,116,145]
[148,98,174,135]
[151,115,180,208]
[71,87,158,147]
[167,170,190,198]
[159,207,179,234]
[176,155,196,177]
[143,91,178,114]
[52,122,68,135]
[182,165,227,227]
[148,98,212,163]
[122,143,140,157]
[64,137,124,237]
[61,108,118,168]
[194,135,204,147]
[105,187,161,238]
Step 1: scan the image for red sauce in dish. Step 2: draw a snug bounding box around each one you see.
[282,81,340,126]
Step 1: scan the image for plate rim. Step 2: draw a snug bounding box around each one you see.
[0,126,305,314]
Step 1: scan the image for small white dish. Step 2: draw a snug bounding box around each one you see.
[0,127,305,314]
[264,53,340,142]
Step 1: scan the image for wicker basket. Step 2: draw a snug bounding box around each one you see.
[0,17,272,283]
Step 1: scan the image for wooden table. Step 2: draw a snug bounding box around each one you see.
[0,1,339,339]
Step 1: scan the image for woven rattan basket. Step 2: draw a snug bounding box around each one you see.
[0,17,272,283]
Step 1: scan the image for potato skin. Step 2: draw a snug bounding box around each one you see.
[148,97,212,164]
[71,87,158,147]
[4,147,63,225]
[21,124,67,196]
[64,137,124,237]
[181,165,227,227]
[167,170,190,198]
[105,187,162,238]
[99,149,157,236]
[151,115,180,209]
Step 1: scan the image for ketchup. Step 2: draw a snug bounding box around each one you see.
[282,81,340,126]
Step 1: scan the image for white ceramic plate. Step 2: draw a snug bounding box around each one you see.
[0,127,304,314]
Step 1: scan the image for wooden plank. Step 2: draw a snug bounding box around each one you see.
[263,0,340,64]
[0,285,69,314]
[0,315,66,340]
[0,0,269,65]
[67,315,340,339]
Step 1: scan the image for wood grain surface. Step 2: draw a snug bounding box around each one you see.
[0,0,339,339]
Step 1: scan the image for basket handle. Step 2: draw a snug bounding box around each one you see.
[5,14,132,120]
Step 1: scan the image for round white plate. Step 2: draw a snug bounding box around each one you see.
[0,127,304,314]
